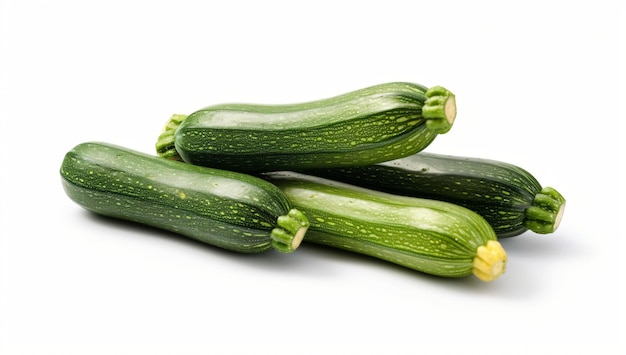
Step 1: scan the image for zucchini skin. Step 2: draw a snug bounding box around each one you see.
[60,142,309,253]
[302,152,566,238]
[263,172,507,281]
[156,82,456,173]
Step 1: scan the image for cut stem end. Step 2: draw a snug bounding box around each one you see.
[155,114,188,161]
[524,187,566,234]
[472,240,507,282]
[271,209,310,253]
[422,86,456,134]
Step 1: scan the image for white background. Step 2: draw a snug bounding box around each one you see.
[1,0,624,354]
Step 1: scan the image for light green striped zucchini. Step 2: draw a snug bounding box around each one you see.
[156,82,456,173]
[263,172,507,281]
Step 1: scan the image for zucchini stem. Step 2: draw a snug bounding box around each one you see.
[524,187,566,234]
[271,209,310,253]
[422,86,456,134]
[472,240,507,282]
[155,114,187,161]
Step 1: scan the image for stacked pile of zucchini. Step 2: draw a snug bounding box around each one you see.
[61,82,565,282]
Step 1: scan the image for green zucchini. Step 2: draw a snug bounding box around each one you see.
[302,152,566,238]
[155,82,456,173]
[60,142,309,253]
[263,172,507,281]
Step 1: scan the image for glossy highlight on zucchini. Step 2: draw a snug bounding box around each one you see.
[60,142,309,253]
[302,152,566,238]
[156,82,456,173]
[263,172,507,281]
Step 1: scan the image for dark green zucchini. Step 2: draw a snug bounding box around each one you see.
[302,152,566,238]
[60,142,309,253]
[264,172,507,281]
[155,82,456,173]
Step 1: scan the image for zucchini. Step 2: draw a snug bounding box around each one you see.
[60,142,309,253]
[155,82,456,173]
[263,172,507,281]
[302,152,566,238]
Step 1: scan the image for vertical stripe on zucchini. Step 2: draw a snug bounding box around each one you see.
[302,152,566,238]
[263,172,507,281]
[60,142,309,253]
[155,82,456,173]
